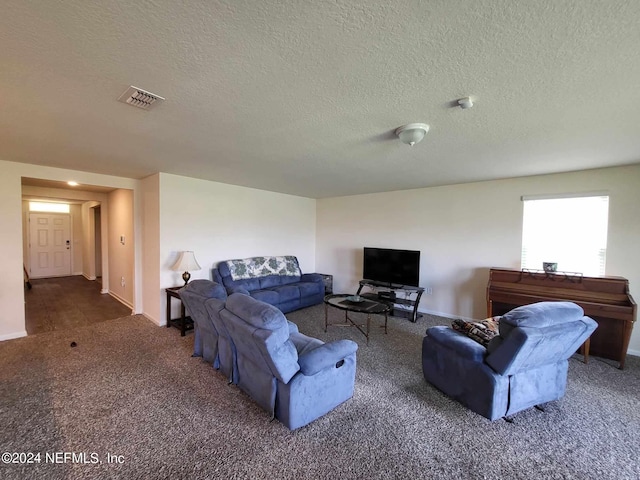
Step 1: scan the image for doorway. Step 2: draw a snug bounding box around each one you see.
[28,212,72,279]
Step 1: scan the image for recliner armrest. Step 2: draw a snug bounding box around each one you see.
[301,273,323,283]
[227,286,250,295]
[298,339,358,376]
[425,326,487,362]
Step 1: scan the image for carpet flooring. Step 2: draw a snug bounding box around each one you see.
[0,305,638,479]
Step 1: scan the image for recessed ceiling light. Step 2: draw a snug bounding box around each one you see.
[68,181,79,186]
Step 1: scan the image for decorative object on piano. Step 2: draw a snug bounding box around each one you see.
[543,262,558,273]
[522,268,583,282]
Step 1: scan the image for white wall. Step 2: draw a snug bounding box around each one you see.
[107,189,134,308]
[316,164,640,355]
[154,173,317,325]
[0,160,140,341]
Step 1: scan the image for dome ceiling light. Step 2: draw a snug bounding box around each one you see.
[395,123,430,146]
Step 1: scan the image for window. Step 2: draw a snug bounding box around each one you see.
[521,194,609,276]
[29,201,70,213]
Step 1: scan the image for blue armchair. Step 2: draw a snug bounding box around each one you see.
[218,293,358,429]
[422,302,598,421]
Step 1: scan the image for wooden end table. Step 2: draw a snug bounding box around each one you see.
[165,286,194,336]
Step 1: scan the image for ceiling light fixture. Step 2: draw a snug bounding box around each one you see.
[67,181,79,186]
[395,123,430,146]
[457,96,474,109]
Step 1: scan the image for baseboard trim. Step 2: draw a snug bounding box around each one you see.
[142,313,162,327]
[108,291,133,310]
[82,274,97,281]
[100,289,108,294]
[419,308,475,322]
[627,348,639,358]
[0,330,28,342]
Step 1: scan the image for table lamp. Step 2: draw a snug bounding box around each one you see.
[171,251,201,286]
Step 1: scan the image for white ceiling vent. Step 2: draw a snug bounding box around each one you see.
[117,86,165,110]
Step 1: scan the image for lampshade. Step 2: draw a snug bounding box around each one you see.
[171,251,201,272]
[395,123,430,146]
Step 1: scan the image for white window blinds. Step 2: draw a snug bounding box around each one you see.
[521,194,609,276]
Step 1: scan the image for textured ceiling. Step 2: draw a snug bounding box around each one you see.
[2,1,639,198]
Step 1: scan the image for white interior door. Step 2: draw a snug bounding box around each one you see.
[29,213,71,278]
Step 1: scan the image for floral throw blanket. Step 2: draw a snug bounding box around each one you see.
[225,256,302,281]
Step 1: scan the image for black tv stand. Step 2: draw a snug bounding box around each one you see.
[356,279,425,323]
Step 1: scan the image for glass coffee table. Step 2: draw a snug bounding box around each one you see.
[324,293,391,345]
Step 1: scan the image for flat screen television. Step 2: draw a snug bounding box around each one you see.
[362,247,420,287]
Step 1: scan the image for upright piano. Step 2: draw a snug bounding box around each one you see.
[487,268,636,369]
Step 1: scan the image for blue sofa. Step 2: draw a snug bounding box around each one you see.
[180,280,358,430]
[422,302,597,421]
[213,256,324,313]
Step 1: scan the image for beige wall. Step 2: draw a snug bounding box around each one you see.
[316,164,640,355]
[141,174,161,324]
[107,189,134,308]
[154,173,317,325]
[0,167,27,340]
[70,204,83,274]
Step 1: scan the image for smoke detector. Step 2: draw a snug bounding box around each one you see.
[117,86,165,110]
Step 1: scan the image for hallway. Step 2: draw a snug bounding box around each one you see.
[24,276,132,335]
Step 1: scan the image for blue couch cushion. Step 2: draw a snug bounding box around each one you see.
[259,274,300,288]
[298,281,323,298]
[252,289,280,305]
[271,285,300,303]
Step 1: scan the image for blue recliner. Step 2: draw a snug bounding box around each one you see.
[179,280,228,368]
[422,302,598,421]
[218,293,358,430]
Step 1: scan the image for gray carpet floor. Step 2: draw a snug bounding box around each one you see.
[0,305,638,479]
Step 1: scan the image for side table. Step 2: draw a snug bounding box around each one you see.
[314,273,333,294]
[165,286,194,336]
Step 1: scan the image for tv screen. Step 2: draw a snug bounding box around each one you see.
[363,247,420,287]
